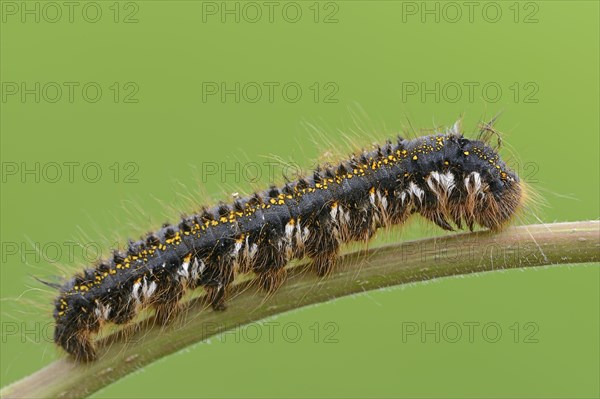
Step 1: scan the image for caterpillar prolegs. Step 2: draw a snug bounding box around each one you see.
[53,127,522,361]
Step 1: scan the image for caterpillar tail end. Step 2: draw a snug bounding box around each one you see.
[54,321,97,362]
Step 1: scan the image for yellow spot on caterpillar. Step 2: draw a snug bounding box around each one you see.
[464,151,470,156]
[269,198,277,204]
[444,161,449,165]
[183,253,192,263]
[412,155,418,160]
[58,311,65,316]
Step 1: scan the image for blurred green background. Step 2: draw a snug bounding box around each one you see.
[1,1,598,398]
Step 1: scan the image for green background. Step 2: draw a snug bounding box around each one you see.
[1,1,599,398]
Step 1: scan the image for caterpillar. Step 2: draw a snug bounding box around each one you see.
[52,125,522,361]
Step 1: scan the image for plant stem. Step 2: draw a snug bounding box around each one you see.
[2,221,599,399]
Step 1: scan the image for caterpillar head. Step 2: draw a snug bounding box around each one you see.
[453,135,522,231]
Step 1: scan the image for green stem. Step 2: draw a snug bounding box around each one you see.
[2,221,599,399]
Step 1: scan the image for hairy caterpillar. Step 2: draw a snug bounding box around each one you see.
[52,125,522,361]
